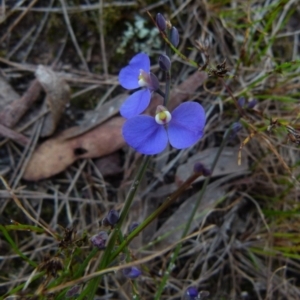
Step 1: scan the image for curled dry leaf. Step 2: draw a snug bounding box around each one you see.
[35,65,70,137]
[23,117,125,181]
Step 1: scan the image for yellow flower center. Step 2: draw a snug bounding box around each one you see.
[155,110,172,125]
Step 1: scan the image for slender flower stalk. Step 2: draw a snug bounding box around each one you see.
[80,156,150,300]
[154,125,235,299]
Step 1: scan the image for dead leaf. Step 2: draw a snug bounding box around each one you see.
[35,65,70,137]
[176,146,248,184]
[95,153,122,176]
[150,168,251,251]
[62,94,127,140]
[23,117,125,181]
[152,180,226,250]
[0,79,42,128]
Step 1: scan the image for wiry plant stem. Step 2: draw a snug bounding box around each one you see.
[154,124,234,299]
[78,156,150,300]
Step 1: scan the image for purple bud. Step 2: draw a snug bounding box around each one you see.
[232,122,243,133]
[105,209,119,226]
[122,266,141,279]
[149,73,159,91]
[159,54,171,71]
[193,162,211,177]
[90,231,108,250]
[237,97,245,108]
[186,286,198,299]
[128,222,139,234]
[247,99,257,109]
[170,26,179,47]
[102,217,110,227]
[66,285,80,297]
[230,122,243,140]
[156,13,166,31]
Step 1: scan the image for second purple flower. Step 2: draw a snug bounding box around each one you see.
[119,53,159,119]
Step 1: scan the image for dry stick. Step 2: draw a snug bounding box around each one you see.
[7,25,36,59]
[98,0,108,77]
[22,0,56,62]
[0,123,29,146]
[0,176,57,239]
[0,79,42,128]
[0,0,39,43]
[10,118,44,188]
[59,0,89,72]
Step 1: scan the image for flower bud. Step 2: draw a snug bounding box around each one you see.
[193,162,211,177]
[128,222,139,234]
[232,122,243,133]
[156,13,166,31]
[170,26,179,47]
[105,209,119,226]
[66,285,80,298]
[237,97,245,108]
[247,99,257,109]
[90,231,108,250]
[230,122,243,139]
[122,266,141,279]
[149,73,159,91]
[159,54,171,71]
[186,286,198,299]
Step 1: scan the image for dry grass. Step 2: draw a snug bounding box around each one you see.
[0,0,300,299]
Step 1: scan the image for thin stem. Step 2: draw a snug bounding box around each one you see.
[164,27,171,106]
[78,156,151,300]
[164,71,171,107]
[110,171,202,261]
[156,88,166,99]
[154,125,234,299]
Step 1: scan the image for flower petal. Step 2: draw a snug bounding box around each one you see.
[120,89,151,119]
[168,102,206,149]
[119,53,150,89]
[122,116,168,155]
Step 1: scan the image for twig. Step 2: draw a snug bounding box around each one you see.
[0,0,39,43]
[59,0,89,72]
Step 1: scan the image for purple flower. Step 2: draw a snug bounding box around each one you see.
[128,222,139,234]
[122,102,206,155]
[186,286,198,299]
[122,266,142,279]
[193,162,211,177]
[119,53,159,118]
[237,97,246,108]
[103,209,119,226]
[156,13,166,31]
[90,231,108,250]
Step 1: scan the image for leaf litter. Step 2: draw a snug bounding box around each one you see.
[1,1,300,300]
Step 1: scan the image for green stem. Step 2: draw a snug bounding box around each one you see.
[78,156,150,300]
[110,171,202,261]
[154,125,234,299]
[164,70,171,107]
